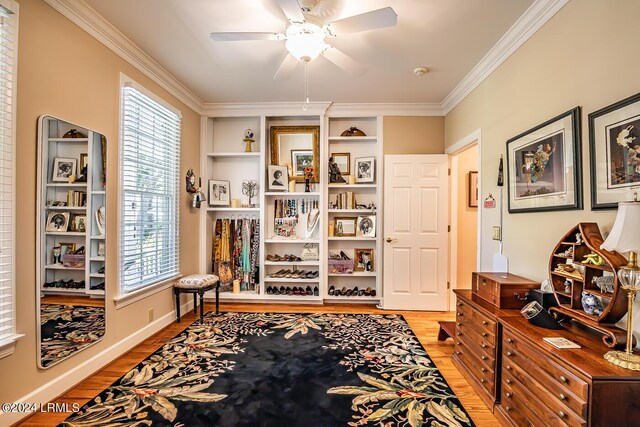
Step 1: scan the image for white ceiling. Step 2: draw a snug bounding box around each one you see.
[84,0,534,104]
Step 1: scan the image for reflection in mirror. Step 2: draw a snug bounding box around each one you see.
[36,116,106,368]
[270,126,320,183]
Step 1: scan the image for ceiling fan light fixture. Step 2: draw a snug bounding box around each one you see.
[285,22,328,62]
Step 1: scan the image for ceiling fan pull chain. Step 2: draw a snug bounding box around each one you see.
[303,61,309,111]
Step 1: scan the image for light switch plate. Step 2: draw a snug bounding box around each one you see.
[492,226,501,241]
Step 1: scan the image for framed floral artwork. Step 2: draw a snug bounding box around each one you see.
[589,92,640,209]
[506,107,582,213]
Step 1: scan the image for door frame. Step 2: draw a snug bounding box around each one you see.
[446,129,482,309]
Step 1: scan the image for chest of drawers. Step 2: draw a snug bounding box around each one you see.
[495,317,640,427]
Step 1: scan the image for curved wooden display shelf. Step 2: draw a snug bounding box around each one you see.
[548,222,632,349]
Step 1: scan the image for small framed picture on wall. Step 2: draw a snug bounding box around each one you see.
[355,156,375,183]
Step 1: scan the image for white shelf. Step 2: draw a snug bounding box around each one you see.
[328,209,375,213]
[46,231,86,236]
[324,295,380,301]
[46,206,87,211]
[206,152,261,158]
[265,239,320,244]
[40,287,85,294]
[264,260,320,266]
[92,190,106,195]
[206,207,260,212]
[44,264,85,271]
[264,191,320,196]
[90,257,105,262]
[264,277,320,283]
[91,235,106,240]
[90,273,105,278]
[86,289,105,296]
[328,136,377,142]
[263,294,322,302]
[328,272,376,277]
[328,237,376,241]
[328,184,376,189]
[46,183,88,188]
[217,291,260,299]
[48,137,89,143]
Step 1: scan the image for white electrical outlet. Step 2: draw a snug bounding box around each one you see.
[492,226,501,241]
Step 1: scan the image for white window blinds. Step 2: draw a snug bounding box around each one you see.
[0,0,17,349]
[120,82,181,294]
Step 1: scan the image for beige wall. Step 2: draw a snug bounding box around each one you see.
[445,0,640,333]
[383,116,444,154]
[455,146,478,289]
[0,0,200,405]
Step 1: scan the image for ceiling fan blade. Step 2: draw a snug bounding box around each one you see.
[327,7,397,35]
[277,0,305,23]
[322,47,366,75]
[273,54,300,80]
[209,32,283,42]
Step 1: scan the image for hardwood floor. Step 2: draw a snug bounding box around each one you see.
[20,303,499,426]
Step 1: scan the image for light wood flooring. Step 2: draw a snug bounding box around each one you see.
[20,303,499,426]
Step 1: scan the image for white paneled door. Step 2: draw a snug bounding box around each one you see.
[383,155,449,310]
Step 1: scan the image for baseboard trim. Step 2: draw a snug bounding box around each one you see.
[3,301,191,426]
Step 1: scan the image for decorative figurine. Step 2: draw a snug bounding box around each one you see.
[185,168,197,193]
[304,167,315,192]
[52,246,62,264]
[564,279,572,294]
[243,128,255,153]
[242,180,259,207]
[593,275,615,293]
[340,127,366,137]
[575,232,584,245]
[581,291,604,316]
[329,157,346,183]
[583,252,604,266]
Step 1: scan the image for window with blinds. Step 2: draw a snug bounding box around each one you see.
[0,0,18,353]
[120,80,181,294]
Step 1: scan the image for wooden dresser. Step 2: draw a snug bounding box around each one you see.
[495,317,640,426]
[451,289,520,410]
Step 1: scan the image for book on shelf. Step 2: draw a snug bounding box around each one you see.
[335,192,356,209]
[66,190,87,207]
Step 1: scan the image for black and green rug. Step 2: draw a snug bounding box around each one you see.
[60,313,474,427]
[40,304,105,368]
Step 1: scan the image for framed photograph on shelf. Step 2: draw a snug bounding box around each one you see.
[208,180,230,206]
[80,153,88,170]
[468,171,478,207]
[97,241,106,257]
[291,150,313,177]
[334,217,356,237]
[355,156,375,183]
[356,215,376,238]
[71,214,87,232]
[46,212,70,232]
[354,248,374,272]
[59,242,76,256]
[506,107,582,213]
[268,165,288,191]
[331,152,350,175]
[52,157,77,182]
[589,92,640,209]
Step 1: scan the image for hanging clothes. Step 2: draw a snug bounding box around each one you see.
[250,219,260,289]
[213,217,260,290]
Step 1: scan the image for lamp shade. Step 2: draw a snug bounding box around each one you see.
[285,23,328,62]
[601,201,640,254]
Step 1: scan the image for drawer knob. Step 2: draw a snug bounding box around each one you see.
[505,406,511,412]
[560,393,567,401]
[480,379,486,383]
[482,279,487,285]
[457,332,462,336]
[506,379,512,385]
[507,338,513,344]
[458,313,463,316]
[559,411,566,419]
[482,333,488,337]
[481,368,487,373]
[457,302,462,307]
[456,342,462,346]
[506,351,514,357]
[506,392,512,398]
[506,365,511,371]
[457,322,462,326]
[455,351,461,355]
[560,376,568,384]
[482,321,488,326]
[482,344,488,349]
[481,356,488,361]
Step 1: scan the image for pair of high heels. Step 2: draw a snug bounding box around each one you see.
[329,251,352,260]
[266,286,319,296]
[266,254,302,262]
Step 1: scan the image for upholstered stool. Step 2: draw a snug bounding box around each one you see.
[173,274,220,322]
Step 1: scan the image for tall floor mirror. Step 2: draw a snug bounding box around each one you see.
[36,116,107,368]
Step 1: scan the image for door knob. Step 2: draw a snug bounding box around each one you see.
[386,237,396,243]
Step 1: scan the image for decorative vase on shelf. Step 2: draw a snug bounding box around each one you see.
[305,178,310,193]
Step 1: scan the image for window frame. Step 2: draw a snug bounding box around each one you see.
[0,0,21,359]
[115,74,182,307]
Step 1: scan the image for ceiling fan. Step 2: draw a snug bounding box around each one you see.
[210,0,397,80]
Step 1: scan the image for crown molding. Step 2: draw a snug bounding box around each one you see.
[327,103,443,117]
[43,0,203,114]
[441,0,569,115]
[201,102,333,117]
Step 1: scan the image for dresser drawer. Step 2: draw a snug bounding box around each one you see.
[456,304,497,344]
[503,358,587,424]
[475,274,498,305]
[503,330,588,400]
[501,380,558,427]
[454,340,495,396]
[456,324,496,363]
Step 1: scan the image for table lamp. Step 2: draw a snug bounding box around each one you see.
[601,199,640,370]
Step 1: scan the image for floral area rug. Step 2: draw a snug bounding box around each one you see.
[40,304,105,368]
[60,313,474,427]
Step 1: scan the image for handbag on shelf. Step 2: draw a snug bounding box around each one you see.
[300,243,319,261]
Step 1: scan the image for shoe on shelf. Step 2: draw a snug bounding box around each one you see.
[370,289,377,297]
[307,271,319,279]
[364,287,372,296]
[266,255,277,262]
[279,286,286,295]
[329,252,341,260]
[271,269,286,278]
[353,287,359,296]
[357,288,365,296]
[346,288,353,296]
[328,285,335,296]
[286,287,293,296]
[98,266,105,274]
[340,251,351,260]
[306,286,313,295]
[313,286,319,296]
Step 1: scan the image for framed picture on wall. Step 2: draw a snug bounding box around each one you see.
[589,92,640,209]
[52,157,77,182]
[468,171,478,207]
[45,211,70,232]
[356,215,376,238]
[208,180,230,206]
[291,150,313,177]
[355,156,375,183]
[506,107,582,213]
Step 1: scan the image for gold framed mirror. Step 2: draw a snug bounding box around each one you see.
[270,126,320,183]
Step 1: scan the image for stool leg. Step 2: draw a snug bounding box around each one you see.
[193,293,198,314]
[174,288,181,323]
[216,284,220,315]
[199,290,205,320]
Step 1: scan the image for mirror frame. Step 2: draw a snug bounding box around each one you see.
[270,125,320,183]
